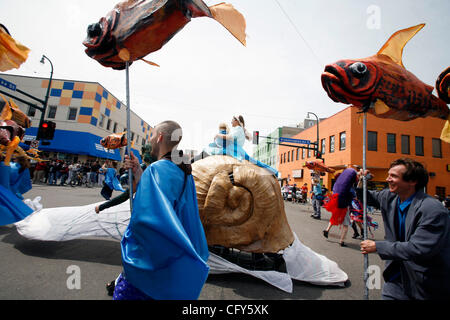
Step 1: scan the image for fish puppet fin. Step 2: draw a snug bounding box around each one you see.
[140,58,160,68]
[377,23,425,68]
[374,99,391,115]
[0,94,13,121]
[0,24,30,72]
[209,3,247,46]
[441,115,450,144]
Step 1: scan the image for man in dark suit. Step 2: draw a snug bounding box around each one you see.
[358,158,450,300]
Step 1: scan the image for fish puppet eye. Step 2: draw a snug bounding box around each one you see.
[350,62,368,78]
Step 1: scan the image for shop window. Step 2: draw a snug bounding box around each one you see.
[329,135,335,153]
[67,107,77,121]
[415,136,424,156]
[47,105,57,119]
[432,138,442,158]
[401,135,410,154]
[339,132,346,150]
[367,131,377,151]
[387,133,396,153]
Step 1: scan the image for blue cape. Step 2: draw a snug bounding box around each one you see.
[9,162,32,199]
[121,159,209,299]
[0,162,33,226]
[104,168,125,192]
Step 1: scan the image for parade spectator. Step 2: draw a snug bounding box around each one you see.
[55,160,63,185]
[47,161,56,185]
[90,161,101,186]
[301,183,308,204]
[32,160,46,184]
[59,162,69,186]
[358,158,450,300]
[311,180,323,219]
[291,184,297,203]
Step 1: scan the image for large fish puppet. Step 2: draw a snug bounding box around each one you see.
[321,24,450,143]
[303,160,335,173]
[83,0,246,69]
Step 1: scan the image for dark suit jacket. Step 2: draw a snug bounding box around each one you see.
[357,188,450,299]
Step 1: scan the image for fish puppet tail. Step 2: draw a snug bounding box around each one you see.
[189,1,246,46]
[436,67,450,143]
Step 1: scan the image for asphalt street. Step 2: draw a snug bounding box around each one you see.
[0,183,384,300]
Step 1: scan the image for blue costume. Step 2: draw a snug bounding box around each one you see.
[204,126,278,176]
[0,162,33,226]
[100,167,125,200]
[9,162,32,199]
[117,159,209,300]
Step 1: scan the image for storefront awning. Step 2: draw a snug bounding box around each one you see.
[23,127,122,161]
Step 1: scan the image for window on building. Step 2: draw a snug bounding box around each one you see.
[131,132,135,142]
[106,119,112,131]
[99,114,105,128]
[47,106,57,119]
[436,186,446,201]
[296,148,300,161]
[415,136,424,156]
[387,133,396,153]
[27,106,36,117]
[432,138,442,158]
[302,148,305,159]
[367,131,377,151]
[321,139,326,155]
[401,135,410,154]
[308,148,311,158]
[67,107,77,121]
[339,132,346,150]
[329,135,335,153]
[291,150,294,162]
[113,122,117,133]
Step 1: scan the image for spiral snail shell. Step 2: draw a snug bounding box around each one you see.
[192,155,294,253]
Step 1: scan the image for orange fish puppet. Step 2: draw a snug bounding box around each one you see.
[100,131,128,149]
[83,0,246,69]
[321,24,450,142]
[303,160,335,173]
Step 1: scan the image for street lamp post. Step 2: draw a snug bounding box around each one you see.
[37,54,53,140]
[307,112,320,157]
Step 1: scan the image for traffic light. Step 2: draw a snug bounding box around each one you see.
[252,131,259,145]
[37,120,56,140]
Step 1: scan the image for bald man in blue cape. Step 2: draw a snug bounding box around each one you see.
[113,121,209,300]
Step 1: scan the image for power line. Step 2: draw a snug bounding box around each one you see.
[274,0,323,67]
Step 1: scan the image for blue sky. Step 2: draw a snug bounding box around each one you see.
[1,0,448,153]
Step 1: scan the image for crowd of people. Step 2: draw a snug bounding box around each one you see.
[30,159,128,188]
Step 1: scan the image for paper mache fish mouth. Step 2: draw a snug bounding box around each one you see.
[321,60,379,107]
[321,65,350,104]
[83,11,125,69]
